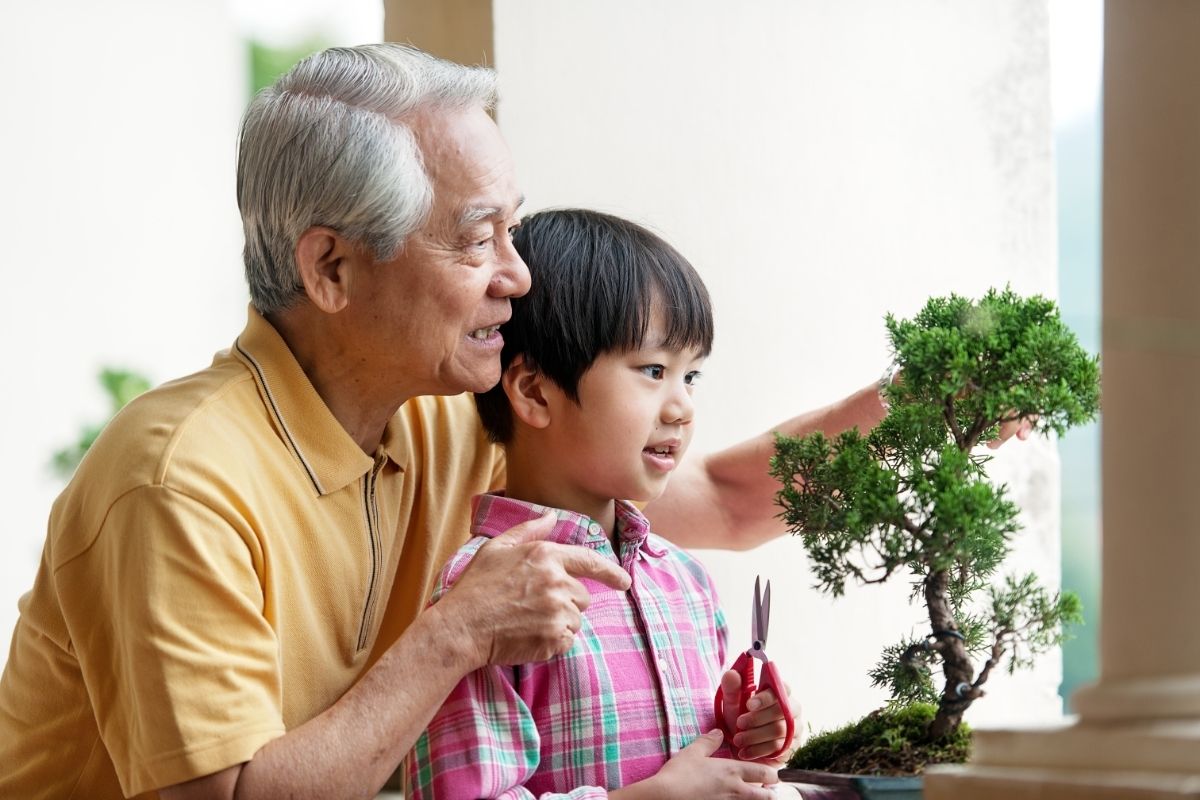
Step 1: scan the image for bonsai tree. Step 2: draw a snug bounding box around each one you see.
[772,287,1100,773]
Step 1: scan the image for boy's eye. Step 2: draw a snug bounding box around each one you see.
[640,365,665,380]
[685,370,703,386]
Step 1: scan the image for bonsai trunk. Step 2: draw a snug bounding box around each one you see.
[924,570,975,741]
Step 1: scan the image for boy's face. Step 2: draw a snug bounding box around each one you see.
[541,315,705,514]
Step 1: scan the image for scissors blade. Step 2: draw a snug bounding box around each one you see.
[761,580,771,648]
[752,576,763,646]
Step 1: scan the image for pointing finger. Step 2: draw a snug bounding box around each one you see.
[558,546,631,592]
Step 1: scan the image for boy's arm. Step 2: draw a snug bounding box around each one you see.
[646,382,886,551]
[410,544,606,800]
[409,671,780,800]
[408,664,607,800]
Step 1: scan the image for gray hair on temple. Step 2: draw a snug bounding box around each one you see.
[237,43,497,315]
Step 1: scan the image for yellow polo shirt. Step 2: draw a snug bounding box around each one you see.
[0,309,503,799]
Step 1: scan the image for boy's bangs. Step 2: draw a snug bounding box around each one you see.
[616,262,715,357]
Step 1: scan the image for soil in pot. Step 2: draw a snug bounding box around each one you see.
[780,702,970,797]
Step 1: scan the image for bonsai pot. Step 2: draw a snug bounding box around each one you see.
[779,768,923,800]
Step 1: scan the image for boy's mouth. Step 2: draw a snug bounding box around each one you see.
[643,440,681,472]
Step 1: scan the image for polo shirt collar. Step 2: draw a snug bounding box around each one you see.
[470,493,667,559]
[233,306,406,496]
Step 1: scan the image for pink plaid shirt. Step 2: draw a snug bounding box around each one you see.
[408,494,728,799]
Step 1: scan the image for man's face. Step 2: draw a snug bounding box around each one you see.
[353,107,529,397]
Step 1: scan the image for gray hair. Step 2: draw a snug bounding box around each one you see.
[237,44,498,315]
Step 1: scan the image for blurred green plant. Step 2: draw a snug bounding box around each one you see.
[51,368,152,479]
[248,37,331,97]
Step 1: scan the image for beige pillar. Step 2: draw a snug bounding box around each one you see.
[383,0,493,67]
[926,1,1200,796]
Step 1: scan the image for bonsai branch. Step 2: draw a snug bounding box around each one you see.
[943,395,965,449]
[970,634,1009,695]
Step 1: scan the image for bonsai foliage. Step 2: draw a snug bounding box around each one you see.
[772,288,1099,747]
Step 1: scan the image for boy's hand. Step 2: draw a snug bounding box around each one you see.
[611,730,779,800]
[719,669,798,764]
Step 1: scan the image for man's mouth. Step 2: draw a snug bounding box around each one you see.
[468,325,501,341]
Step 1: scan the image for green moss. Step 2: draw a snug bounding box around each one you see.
[787,703,971,776]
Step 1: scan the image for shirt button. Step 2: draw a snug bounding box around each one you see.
[588,523,602,536]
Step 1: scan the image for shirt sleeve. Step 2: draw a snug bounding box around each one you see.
[408,665,607,800]
[411,549,608,800]
[55,484,284,795]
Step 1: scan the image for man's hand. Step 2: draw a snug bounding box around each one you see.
[436,512,631,668]
[720,670,797,764]
[612,730,780,800]
[988,415,1037,449]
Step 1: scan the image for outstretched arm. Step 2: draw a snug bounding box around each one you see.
[646,382,887,550]
[647,377,1035,552]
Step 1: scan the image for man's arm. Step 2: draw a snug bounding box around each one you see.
[648,377,1037,551]
[646,382,887,551]
[161,516,630,800]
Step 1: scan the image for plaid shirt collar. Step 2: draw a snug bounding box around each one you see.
[470,493,668,560]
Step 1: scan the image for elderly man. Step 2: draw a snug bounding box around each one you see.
[0,44,1024,799]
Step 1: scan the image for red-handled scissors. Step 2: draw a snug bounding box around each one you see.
[714,575,795,760]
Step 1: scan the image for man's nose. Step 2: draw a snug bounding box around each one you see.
[489,234,532,297]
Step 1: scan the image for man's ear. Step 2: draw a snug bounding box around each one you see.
[503,355,552,430]
[295,226,356,313]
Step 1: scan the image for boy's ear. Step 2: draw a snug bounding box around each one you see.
[503,355,552,430]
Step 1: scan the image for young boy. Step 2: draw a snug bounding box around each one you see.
[408,209,793,799]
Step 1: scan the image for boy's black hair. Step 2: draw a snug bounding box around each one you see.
[474,208,714,444]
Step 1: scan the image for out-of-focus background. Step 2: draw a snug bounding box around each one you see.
[0,0,1101,737]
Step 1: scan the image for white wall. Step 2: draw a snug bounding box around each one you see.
[0,2,247,660]
[493,0,1064,735]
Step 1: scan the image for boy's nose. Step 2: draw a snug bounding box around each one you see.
[662,383,695,425]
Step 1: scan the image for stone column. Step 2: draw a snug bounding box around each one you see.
[926,1,1200,796]
[384,0,493,68]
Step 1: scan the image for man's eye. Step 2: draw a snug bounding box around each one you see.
[685,370,703,386]
[640,365,665,380]
[507,223,521,238]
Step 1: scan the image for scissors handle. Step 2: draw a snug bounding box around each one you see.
[713,653,795,761]
[757,660,795,760]
[713,652,749,742]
